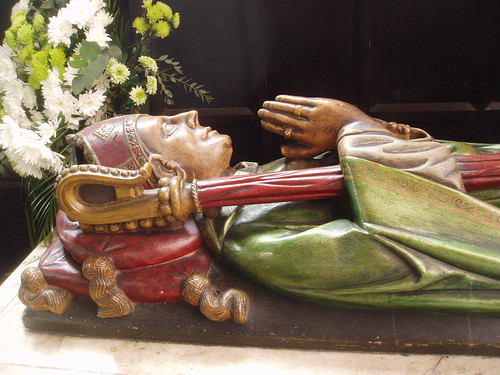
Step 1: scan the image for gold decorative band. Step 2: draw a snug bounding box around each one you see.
[123,115,148,170]
[191,179,203,214]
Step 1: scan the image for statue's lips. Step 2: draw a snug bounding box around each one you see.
[203,127,220,139]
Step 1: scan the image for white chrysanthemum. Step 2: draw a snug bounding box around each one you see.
[42,71,79,126]
[0,115,19,149]
[12,158,45,177]
[85,24,111,48]
[42,76,79,125]
[2,96,30,128]
[91,9,113,28]
[60,91,79,120]
[37,119,59,140]
[93,74,110,90]
[47,15,76,47]
[29,110,45,124]
[63,64,79,86]
[78,89,106,117]
[90,0,105,9]
[22,85,37,109]
[66,117,82,130]
[41,69,64,104]
[16,128,53,163]
[2,79,24,103]
[63,0,102,29]
[72,42,82,56]
[0,47,17,86]
[0,116,63,178]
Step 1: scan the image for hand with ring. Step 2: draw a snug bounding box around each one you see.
[258,95,379,159]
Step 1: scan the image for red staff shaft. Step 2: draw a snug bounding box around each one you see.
[196,154,500,209]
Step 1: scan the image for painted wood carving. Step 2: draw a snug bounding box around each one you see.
[19,96,500,321]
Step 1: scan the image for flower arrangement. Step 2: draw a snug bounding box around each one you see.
[0,0,213,246]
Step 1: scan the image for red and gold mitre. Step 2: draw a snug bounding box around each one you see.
[67,114,148,171]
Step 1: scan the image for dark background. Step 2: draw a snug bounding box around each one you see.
[1,0,500,278]
[142,0,500,163]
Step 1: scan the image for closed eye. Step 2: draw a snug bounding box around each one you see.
[163,123,177,137]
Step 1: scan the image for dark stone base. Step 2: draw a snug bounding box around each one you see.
[22,264,500,355]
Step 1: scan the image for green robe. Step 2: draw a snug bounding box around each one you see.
[201,136,500,315]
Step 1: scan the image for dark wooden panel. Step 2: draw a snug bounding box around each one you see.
[258,0,358,104]
[140,0,500,148]
[361,0,500,142]
[140,0,251,109]
[369,0,479,104]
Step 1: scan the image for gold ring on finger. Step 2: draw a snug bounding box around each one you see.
[294,105,303,117]
[284,127,293,139]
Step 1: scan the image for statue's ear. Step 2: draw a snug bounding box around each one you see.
[148,154,187,181]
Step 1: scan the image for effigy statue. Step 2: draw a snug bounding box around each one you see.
[19,96,500,322]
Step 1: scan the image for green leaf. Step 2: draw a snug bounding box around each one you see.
[0,164,11,177]
[107,44,123,60]
[69,59,88,69]
[72,54,109,95]
[72,75,88,95]
[41,0,55,9]
[24,174,59,247]
[86,53,109,78]
[80,41,100,61]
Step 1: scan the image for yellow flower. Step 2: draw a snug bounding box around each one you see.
[33,14,45,32]
[10,11,26,33]
[153,20,170,38]
[32,50,49,68]
[38,33,49,46]
[28,74,40,89]
[49,48,66,77]
[17,24,35,44]
[142,0,153,9]
[4,29,18,49]
[11,9,26,22]
[29,68,49,89]
[106,58,130,84]
[172,12,180,29]
[156,2,173,20]
[138,56,158,73]
[19,44,34,62]
[146,76,157,95]
[28,50,50,88]
[50,48,66,67]
[129,86,147,106]
[146,5,164,23]
[132,17,149,35]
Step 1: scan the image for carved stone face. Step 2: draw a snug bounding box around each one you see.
[137,111,233,180]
